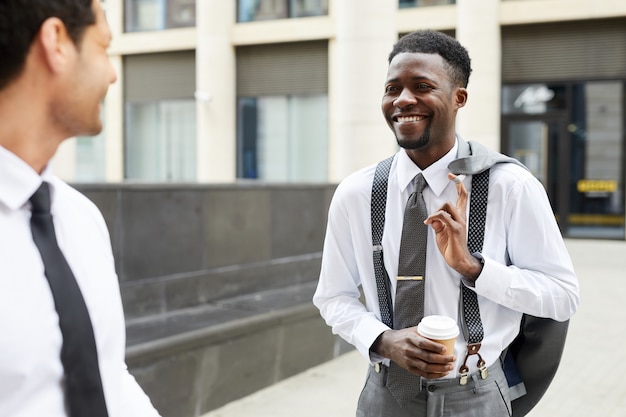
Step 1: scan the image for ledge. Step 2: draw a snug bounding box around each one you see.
[126,303,317,363]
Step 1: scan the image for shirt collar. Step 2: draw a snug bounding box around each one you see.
[396,139,459,197]
[0,145,53,211]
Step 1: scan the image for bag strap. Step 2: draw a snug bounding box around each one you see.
[371,156,394,328]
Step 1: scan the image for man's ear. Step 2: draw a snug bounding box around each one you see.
[38,17,74,74]
[455,87,468,109]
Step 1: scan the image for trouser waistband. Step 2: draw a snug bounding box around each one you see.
[372,361,505,395]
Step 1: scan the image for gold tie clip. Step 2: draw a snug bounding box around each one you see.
[396,276,423,281]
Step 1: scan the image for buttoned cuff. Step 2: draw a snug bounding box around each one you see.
[353,316,391,364]
[473,255,514,302]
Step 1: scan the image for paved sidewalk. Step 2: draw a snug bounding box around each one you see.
[202,239,626,417]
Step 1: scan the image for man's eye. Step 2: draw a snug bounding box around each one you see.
[416,83,432,90]
[385,85,400,93]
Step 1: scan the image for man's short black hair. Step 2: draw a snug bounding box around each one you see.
[0,0,95,90]
[388,30,472,88]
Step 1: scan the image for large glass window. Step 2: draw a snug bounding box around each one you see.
[125,100,196,182]
[125,0,195,32]
[399,0,455,8]
[74,105,106,182]
[502,84,567,115]
[75,136,106,182]
[238,0,328,22]
[569,81,624,238]
[502,80,625,240]
[237,94,328,182]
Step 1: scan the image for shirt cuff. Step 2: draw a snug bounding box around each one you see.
[353,316,391,364]
[473,255,514,301]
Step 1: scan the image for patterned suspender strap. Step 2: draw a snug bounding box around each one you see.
[370,158,492,379]
[458,169,490,385]
[371,156,394,328]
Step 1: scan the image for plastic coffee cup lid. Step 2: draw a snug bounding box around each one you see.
[417,315,460,340]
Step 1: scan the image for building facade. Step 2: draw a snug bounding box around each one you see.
[53,0,626,239]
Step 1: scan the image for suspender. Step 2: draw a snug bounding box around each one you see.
[370,157,489,377]
[370,152,569,416]
[371,156,394,328]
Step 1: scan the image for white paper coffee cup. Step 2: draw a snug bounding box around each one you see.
[417,315,459,354]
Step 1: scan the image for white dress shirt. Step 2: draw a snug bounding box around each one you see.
[313,140,579,377]
[0,146,161,417]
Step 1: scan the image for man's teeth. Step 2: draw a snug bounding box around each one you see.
[397,116,425,122]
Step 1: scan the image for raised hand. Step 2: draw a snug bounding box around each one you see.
[424,173,483,281]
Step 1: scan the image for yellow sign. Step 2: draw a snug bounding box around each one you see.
[577,179,617,193]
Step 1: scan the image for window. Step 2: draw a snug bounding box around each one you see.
[236,41,328,181]
[125,0,195,32]
[502,84,567,115]
[569,81,624,238]
[74,104,106,182]
[123,51,195,181]
[502,80,625,239]
[238,0,328,22]
[125,100,196,182]
[238,95,328,182]
[75,137,106,182]
[399,0,455,8]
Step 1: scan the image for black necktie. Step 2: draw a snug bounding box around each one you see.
[386,173,428,407]
[29,182,109,417]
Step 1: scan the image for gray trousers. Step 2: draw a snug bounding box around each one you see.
[356,361,511,417]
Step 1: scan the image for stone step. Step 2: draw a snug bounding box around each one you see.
[124,281,344,417]
[125,281,318,347]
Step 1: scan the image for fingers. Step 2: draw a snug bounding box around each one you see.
[448,173,468,213]
[389,330,456,378]
[425,204,454,223]
[424,174,468,229]
[406,348,456,378]
[451,174,466,184]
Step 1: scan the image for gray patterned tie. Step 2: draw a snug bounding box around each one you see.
[386,173,428,407]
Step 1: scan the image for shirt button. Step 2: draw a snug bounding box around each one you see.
[427,385,437,392]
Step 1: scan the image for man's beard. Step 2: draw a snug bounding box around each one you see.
[396,126,430,150]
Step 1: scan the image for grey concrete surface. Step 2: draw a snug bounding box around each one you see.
[201,238,626,417]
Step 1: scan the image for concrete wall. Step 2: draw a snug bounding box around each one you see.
[74,183,350,416]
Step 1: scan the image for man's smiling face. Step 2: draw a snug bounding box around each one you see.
[381,52,465,159]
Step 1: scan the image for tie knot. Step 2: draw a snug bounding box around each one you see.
[414,173,427,193]
[30,182,51,214]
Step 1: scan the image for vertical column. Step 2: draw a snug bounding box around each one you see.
[455,0,501,151]
[196,0,237,182]
[328,0,398,182]
[103,0,124,181]
[104,54,124,182]
[52,140,77,181]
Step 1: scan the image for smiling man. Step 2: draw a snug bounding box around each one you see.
[313,30,579,417]
[0,1,161,416]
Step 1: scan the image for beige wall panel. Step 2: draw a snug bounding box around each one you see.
[196,0,237,182]
[500,0,626,25]
[397,5,456,33]
[232,16,334,45]
[456,0,502,151]
[111,28,196,55]
[105,55,125,181]
[329,0,397,181]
